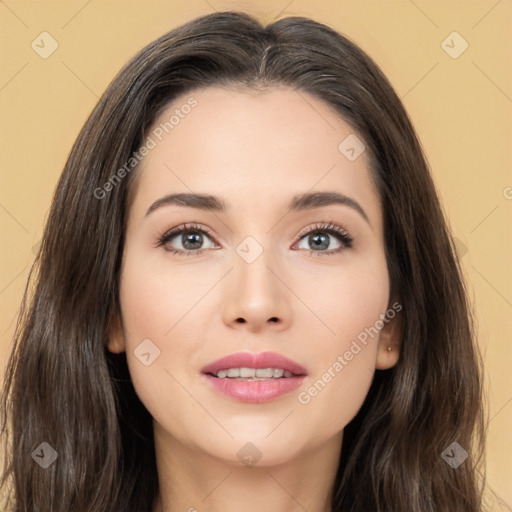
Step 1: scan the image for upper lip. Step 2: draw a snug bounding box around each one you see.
[201,351,308,376]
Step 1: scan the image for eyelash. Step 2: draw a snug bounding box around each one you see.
[155,222,353,257]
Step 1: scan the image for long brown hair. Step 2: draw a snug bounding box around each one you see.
[1,11,487,511]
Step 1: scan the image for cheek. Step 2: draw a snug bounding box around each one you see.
[296,249,389,346]
[120,274,167,338]
[117,257,190,420]
[294,254,389,432]
[119,252,215,342]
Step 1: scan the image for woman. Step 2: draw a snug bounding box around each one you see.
[0,10,486,512]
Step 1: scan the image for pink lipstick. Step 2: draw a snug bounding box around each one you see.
[201,351,307,403]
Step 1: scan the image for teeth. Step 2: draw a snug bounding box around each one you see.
[273,368,284,378]
[214,367,294,379]
[240,367,256,378]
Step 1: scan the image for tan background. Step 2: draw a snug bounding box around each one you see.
[1,0,510,508]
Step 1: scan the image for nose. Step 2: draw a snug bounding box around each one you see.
[222,249,292,333]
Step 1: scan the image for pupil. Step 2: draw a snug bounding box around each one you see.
[183,232,203,250]
[310,233,329,250]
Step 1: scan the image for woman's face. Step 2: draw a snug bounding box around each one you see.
[109,85,400,467]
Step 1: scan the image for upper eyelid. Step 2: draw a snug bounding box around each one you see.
[296,222,350,238]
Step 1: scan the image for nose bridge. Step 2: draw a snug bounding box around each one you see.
[222,232,290,330]
[234,235,279,302]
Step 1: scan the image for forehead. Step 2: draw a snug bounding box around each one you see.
[129,85,381,229]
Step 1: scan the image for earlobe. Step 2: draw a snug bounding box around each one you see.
[375,306,402,370]
[107,337,125,354]
[106,313,126,354]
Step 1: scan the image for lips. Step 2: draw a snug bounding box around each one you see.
[201,351,308,377]
[201,351,308,403]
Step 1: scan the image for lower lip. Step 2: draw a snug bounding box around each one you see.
[203,374,306,403]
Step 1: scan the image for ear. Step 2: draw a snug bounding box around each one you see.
[106,311,126,354]
[375,301,402,370]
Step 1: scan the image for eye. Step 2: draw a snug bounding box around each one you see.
[155,221,353,257]
[156,223,219,256]
[294,222,353,256]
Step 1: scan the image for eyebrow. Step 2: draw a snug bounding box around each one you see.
[145,191,370,225]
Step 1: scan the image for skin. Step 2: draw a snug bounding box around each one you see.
[108,85,401,512]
